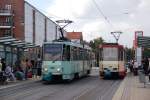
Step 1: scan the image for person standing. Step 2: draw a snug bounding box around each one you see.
[144,57,149,74]
[20,59,26,79]
[1,58,6,72]
[144,58,150,81]
[25,59,29,80]
[129,60,133,72]
[36,58,42,77]
[133,60,139,75]
[0,58,2,72]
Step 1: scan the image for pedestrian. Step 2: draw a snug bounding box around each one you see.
[142,58,149,75]
[129,60,133,72]
[5,65,16,81]
[0,58,2,72]
[25,59,32,79]
[36,58,42,77]
[133,60,139,76]
[143,57,149,74]
[1,58,6,71]
[21,59,26,76]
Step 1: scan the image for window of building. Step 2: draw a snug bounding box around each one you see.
[6,17,11,22]
[5,4,11,10]
[3,30,11,36]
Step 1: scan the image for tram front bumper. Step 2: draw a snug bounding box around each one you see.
[103,70,119,78]
[42,73,52,81]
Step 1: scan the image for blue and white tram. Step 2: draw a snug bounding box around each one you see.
[42,41,92,82]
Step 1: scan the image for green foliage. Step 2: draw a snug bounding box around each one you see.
[89,37,104,67]
[125,47,134,61]
[89,37,104,52]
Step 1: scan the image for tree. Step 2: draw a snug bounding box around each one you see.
[125,47,134,61]
[89,37,104,67]
[89,37,104,52]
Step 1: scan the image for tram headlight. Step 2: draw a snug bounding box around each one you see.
[57,68,61,72]
[44,68,48,72]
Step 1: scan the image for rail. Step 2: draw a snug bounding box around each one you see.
[0,9,12,14]
[0,22,12,26]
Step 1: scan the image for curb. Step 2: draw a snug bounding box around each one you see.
[112,77,126,100]
[0,79,41,90]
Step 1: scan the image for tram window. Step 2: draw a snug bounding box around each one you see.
[44,44,62,61]
[72,47,77,60]
[80,48,84,60]
[63,45,70,61]
[72,47,75,60]
[76,47,80,60]
[82,49,86,60]
[79,48,82,60]
[84,50,88,60]
[103,48,118,61]
[86,51,89,60]
[70,47,73,61]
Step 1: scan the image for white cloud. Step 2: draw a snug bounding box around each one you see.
[46,0,90,19]
[138,0,148,8]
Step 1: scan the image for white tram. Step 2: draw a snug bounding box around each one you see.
[99,43,126,79]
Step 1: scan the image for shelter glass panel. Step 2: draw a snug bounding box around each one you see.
[6,52,11,65]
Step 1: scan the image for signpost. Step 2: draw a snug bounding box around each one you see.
[136,47,142,66]
[137,36,150,48]
[134,31,143,48]
[134,31,143,66]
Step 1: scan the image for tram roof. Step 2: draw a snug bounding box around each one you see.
[44,41,91,50]
[0,36,39,49]
[99,43,124,48]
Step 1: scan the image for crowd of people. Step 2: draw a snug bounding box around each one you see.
[0,58,42,84]
[128,57,150,80]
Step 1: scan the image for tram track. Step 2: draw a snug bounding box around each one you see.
[74,80,121,100]
[0,69,122,100]
[73,80,110,100]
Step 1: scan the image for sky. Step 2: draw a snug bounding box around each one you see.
[26,0,150,47]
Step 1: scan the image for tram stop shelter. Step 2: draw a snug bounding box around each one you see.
[0,36,39,68]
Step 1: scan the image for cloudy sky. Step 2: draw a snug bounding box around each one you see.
[26,0,150,47]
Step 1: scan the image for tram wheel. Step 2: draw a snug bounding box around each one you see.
[74,73,79,79]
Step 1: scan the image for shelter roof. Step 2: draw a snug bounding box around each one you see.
[0,36,39,49]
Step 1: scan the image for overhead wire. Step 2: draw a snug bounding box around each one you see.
[92,0,114,28]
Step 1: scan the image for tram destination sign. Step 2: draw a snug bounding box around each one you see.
[137,36,150,48]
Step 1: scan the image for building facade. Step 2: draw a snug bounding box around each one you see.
[0,0,65,66]
[0,0,64,46]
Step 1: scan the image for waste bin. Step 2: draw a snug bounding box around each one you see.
[138,69,146,83]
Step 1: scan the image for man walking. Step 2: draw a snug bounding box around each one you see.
[143,57,149,74]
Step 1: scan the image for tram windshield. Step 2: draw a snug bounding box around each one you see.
[103,48,118,61]
[43,44,62,61]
